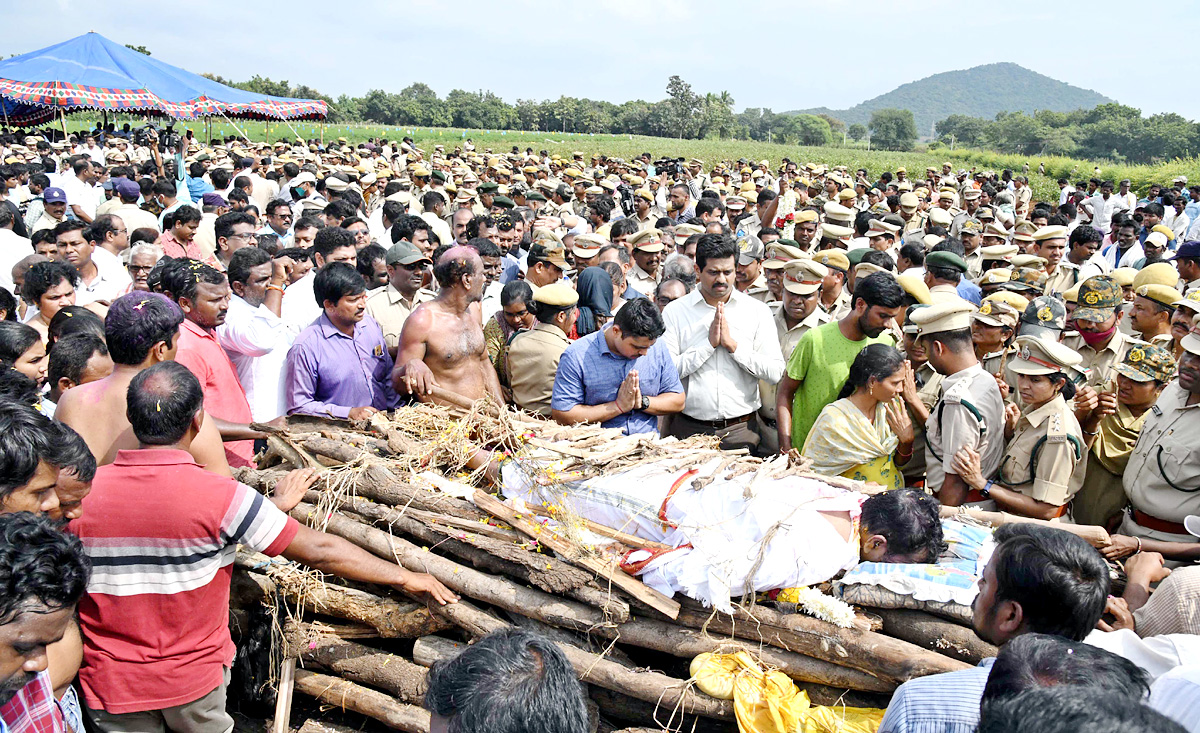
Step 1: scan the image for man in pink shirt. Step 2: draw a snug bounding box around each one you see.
[160,258,263,467]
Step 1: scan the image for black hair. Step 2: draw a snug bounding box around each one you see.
[265,198,291,217]
[466,238,501,258]
[425,628,588,733]
[597,243,630,266]
[0,288,14,322]
[323,200,355,223]
[851,271,904,311]
[1069,225,1103,246]
[0,512,90,624]
[433,248,479,289]
[104,292,184,365]
[227,246,272,287]
[51,219,88,243]
[0,322,41,368]
[465,215,495,240]
[988,524,1110,641]
[613,296,666,340]
[164,205,201,229]
[899,243,925,266]
[859,489,946,562]
[609,217,639,241]
[294,215,323,234]
[500,280,535,309]
[694,233,737,271]
[127,361,204,446]
[392,215,431,245]
[314,262,365,308]
[977,686,1185,733]
[922,326,974,353]
[48,332,108,394]
[1143,202,1165,219]
[312,226,357,263]
[86,215,121,245]
[159,258,225,303]
[860,249,895,272]
[0,403,60,504]
[275,247,311,264]
[356,243,387,280]
[532,299,576,324]
[982,633,1149,706]
[214,210,256,243]
[421,191,445,211]
[694,198,723,219]
[587,197,615,221]
[48,421,96,483]
[381,200,406,227]
[1039,370,1078,401]
[837,343,905,399]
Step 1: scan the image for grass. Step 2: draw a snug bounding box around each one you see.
[61,116,1200,203]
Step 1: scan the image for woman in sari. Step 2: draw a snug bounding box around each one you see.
[483,281,536,400]
[574,266,613,337]
[1074,343,1175,533]
[801,344,914,490]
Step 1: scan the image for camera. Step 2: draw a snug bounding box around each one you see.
[133,123,182,153]
[654,157,685,178]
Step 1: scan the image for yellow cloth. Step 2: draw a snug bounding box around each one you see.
[1092,402,1146,476]
[802,399,903,490]
[690,652,884,733]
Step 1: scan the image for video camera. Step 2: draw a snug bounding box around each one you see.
[133,122,182,153]
[654,157,685,178]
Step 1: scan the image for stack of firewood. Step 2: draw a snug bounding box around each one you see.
[230,390,1005,733]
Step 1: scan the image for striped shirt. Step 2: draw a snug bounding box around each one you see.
[69,449,299,714]
[878,659,993,733]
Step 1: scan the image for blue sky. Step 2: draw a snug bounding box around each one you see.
[9,0,1198,120]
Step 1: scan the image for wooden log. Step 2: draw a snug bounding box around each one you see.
[263,562,450,639]
[293,670,429,733]
[272,658,296,733]
[674,604,969,685]
[338,500,630,622]
[596,617,893,693]
[298,720,358,733]
[412,635,468,668]
[939,506,1109,547]
[286,623,428,704]
[588,688,727,733]
[289,503,615,635]
[875,608,998,665]
[419,474,680,619]
[354,465,489,522]
[410,633,733,721]
[336,495,595,596]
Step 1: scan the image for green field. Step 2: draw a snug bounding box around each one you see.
[61,117,1200,203]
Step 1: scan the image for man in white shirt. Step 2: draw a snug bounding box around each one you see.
[60,158,99,224]
[219,246,295,421]
[661,233,784,452]
[1088,181,1116,235]
[0,206,32,294]
[110,179,160,234]
[55,220,130,305]
[1057,178,1076,206]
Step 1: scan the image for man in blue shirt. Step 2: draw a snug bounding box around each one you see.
[878,524,1111,733]
[550,298,684,435]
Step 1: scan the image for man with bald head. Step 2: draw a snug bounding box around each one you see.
[393,246,503,404]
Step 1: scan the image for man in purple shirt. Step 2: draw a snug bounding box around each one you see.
[285,262,399,419]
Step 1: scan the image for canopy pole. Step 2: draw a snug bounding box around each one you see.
[1,98,10,132]
[265,118,270,144]
[283,118,303,142]
[216,109,250,143]
[58,108,68,142]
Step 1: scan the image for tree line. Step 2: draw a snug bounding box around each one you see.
[934,104,1199,164]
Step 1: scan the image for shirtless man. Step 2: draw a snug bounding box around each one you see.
[393,246,503,404]
[54,291,232,476]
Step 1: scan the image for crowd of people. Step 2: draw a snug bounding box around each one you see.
[0,123,1197,731]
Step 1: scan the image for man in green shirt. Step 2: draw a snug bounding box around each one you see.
[776,272,906,452]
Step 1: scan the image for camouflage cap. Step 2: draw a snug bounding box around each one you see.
[1114,343,1177,383]
[1020,295,1067,337]
[972,299,1019,329]
[1074,275,1124,323]
[1007,267,1048,293]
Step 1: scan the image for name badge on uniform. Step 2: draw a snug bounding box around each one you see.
[373,344,384,358]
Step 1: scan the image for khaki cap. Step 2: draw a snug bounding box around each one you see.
[534,282,579,307]
[1032,225,1068,241]
[1132,261,1180,290]
[984,291,1030,313]
[782,260,828,295]
[927,208,953,227]
[899,192,920,210]
[629,228,665,252]
[820,223,854,239]
[978,268,1013,286]
[909,300,975,336]
[1009,335,1083,376]
[896,274,931,305]
[1136,283,1182,309]
[981,243,1018,261]
[811,249,850,272]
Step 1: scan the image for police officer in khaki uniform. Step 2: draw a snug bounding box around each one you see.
[1118,317,1200,551]
[626,229,665,296]
[505,283,578,417]
[811,249,852,319]
[1032,225,1079,297]
[900,305,944,488]
[972,299,1020,379]
[910,301,1007,507]
[1062,275,1144,390]
[758,260,833,454]
[951,336,1087,521]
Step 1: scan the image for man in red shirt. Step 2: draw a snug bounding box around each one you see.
[160,258,267,468]
[70,362,456,732]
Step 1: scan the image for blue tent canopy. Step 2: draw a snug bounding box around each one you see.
[0,32,327,126]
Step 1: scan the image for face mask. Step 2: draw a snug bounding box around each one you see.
[291,187,305,199]
[1079,323,1116,346]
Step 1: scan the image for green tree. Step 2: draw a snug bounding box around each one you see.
[847,123,867,142]
[868,108,918,151]
[934,114,990,147]
[665,75,701,138]
[792,114,833,146]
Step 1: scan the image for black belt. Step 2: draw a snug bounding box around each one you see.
[685,413,754,429]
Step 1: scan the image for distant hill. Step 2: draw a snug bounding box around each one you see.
[788,63,1113,137]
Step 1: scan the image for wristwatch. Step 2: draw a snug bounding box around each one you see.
[979,480,994,500]
[639,395,651,411]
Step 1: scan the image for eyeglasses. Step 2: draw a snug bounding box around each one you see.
[227,232,257,241]
[128,265,154,274]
